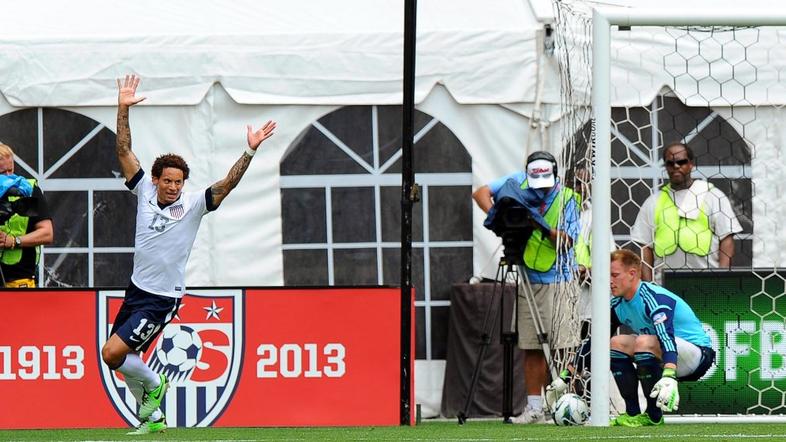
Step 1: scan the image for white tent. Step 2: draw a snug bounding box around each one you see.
[2,0,784,418]
[0,0,549,285]
[0,0,551,418]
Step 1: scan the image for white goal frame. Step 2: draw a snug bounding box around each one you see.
[590,7,786,427]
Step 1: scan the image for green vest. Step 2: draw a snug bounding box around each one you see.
[522,182,576,272]
[575,232,592,268]
[572,193,592,268]
[653,183,712,258]
[1,179,37,266]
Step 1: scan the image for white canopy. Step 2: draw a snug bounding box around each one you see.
[1,0,785,418]
[0,0,541,107]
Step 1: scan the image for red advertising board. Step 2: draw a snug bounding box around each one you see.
[0,290,126,429]
[0,287,412,429]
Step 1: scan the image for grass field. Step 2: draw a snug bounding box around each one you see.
[3,421,786,441]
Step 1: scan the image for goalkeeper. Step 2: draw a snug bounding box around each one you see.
[547,249,715,426]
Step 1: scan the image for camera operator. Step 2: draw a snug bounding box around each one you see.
[0,143,53,287]
[472,150,580,424]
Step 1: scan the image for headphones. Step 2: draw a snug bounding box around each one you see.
[526,151,558,176]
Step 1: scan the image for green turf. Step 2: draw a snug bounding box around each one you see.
[3,421,786,441]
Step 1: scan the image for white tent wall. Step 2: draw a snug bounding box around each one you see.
[0,0,548,419]
[3,0,785,420]
[0,80,547,419]
[0,0,541,107]
[720,106,786,268]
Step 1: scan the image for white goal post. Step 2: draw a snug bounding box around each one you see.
[590,7,786,427]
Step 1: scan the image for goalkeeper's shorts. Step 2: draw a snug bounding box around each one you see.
[673,336,716,381]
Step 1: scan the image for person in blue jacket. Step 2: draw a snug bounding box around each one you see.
[473,150,580,424]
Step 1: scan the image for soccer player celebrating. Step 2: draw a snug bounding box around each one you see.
[100,74,276,434]
[608,249,715,426]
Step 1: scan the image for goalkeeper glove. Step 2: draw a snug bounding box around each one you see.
[649,367,679,412]
[545,369,570,411]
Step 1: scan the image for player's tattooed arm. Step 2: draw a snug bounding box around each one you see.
[210,154,253,207]
[210,121,276,207]
[116,74,145,182]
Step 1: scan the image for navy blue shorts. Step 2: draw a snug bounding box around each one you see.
[110,282,182,353]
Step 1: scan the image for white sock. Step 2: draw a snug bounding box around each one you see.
[117,353,160,391]
[528,395,543,410]
[125,376,145,405]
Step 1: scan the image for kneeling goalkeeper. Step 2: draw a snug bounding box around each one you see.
[549,249,715,426]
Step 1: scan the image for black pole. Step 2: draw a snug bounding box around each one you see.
[400,0,417,426]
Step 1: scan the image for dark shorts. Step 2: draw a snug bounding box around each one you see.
[678,346,716,382]
[110,281,181,353]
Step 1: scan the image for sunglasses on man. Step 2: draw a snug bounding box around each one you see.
[665,159,690,168]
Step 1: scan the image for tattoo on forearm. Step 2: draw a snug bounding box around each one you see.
[211,153,253,201]
[116,106,141,172]
[116,107,131,155]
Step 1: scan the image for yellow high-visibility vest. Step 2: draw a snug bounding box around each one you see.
[521,181,576,271]
[1,179,38,265]
[653,184,712,258]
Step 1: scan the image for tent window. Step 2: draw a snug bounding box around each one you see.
[280,105,473,360]
[0,108,135,287]
[332,186,376,243]
[281,188,327,244]
[381,185,423,241]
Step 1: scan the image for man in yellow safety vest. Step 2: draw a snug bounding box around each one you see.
[0,143,54,287]
[630,142,742,282]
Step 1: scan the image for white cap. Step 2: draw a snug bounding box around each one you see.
[526,159,556,189]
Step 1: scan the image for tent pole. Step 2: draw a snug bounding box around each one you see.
[400,0,417,426]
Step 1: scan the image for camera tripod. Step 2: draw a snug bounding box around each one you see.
[457,255,561,424]
[456,256,520,424]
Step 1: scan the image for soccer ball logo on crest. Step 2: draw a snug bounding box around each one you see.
[149,324,203,381]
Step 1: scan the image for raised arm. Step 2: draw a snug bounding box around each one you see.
[115,74,146,182]
[210,121,276,208]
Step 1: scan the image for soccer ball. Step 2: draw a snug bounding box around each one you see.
[155,325,202,373]
[552,393,589,426]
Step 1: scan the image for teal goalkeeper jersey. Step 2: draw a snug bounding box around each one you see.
[610,281,711,365]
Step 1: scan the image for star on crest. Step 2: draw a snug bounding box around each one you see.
[204,300,224,320]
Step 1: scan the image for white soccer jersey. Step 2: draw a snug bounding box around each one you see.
[128,171,210,298]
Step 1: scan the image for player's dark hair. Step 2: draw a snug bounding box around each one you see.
[151,153,190,180]
[662,142,695,162]
[611,249,641,270]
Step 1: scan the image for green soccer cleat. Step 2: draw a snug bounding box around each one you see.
[636,413,664,426]
[126,416,167,435]
[610,413,643,427]
[138,374,169,420]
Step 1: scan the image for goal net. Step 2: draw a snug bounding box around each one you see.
[550,0,786,422]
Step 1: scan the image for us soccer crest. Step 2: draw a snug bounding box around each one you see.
[97,289,243,427]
